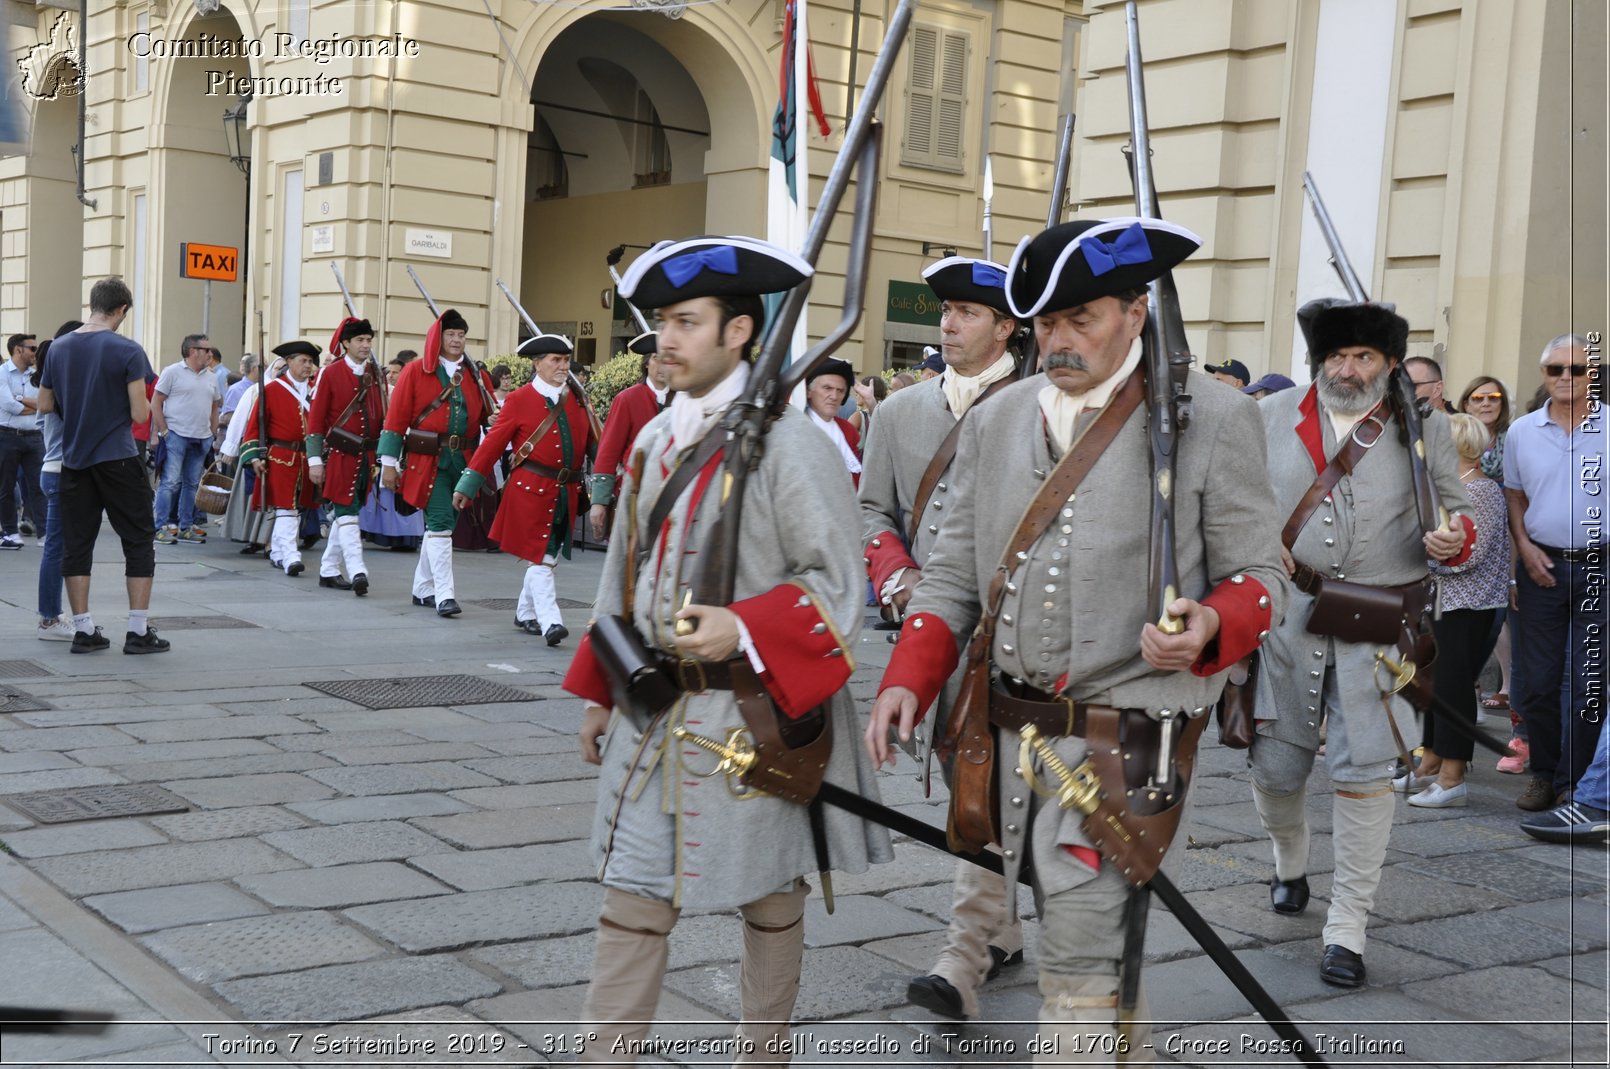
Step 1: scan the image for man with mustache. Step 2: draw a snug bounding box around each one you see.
[867,218,1285,1057]
[1249,298,1473,989]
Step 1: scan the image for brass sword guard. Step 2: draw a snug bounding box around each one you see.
[1019,724,1102,816]
[1373,651,1416,696]
[671,725,765,799]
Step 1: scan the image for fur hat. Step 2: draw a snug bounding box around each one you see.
[1296,299,1408,366]
[438,308,469,334]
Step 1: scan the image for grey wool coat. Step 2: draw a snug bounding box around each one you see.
[907,370,1288,898]
[1252,387,1472,768]
[587,407,892,910]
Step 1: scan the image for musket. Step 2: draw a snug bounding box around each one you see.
[604,246,653,335]
[404,265,500,424]
[494,275,603,456]
[1300,173,1447,531]
[330,262,390,407]
[246,306,271,550]
[981,155,994,261]
[1018,113,1078,380]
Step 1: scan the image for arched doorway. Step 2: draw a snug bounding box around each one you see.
[24,92,83,335]
[519,11,756,364]
[149,9,250,369]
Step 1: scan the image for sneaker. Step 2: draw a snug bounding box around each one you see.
[70,627,110,654]
[1516,775,1557,812]
[36,616,75,642]
[154,525,179,545]
[177,525,207,544]
[1497,736,1529,774]
[1520,801,1610,844]
[1408,782,1468,808]
[0,534,22,550]
[123,627,171,654]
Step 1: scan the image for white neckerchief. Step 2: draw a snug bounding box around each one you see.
[650,382,669,406]
[343,356,367,377]
[941,349,1016,419]
[668,362,749,453]
[438,355,463,376]
[274,375,311,410]
[1037,337,1143,453]
[809,409,863,474]
[531,377,564,404]
[1326,407,1366,445]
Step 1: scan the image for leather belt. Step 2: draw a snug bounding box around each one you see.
[1537,542,1593,563]
[0,425,40,435]
[1291,561,1430,606]
[655,653,747,693]
[989,677,1090,738]
[1290,562,1325,597]
[519,460,580,484]
[268,438,306,452]
[441,435,477,454]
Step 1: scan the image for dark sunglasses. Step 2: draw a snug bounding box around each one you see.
[1543,363,1589,378]
[20,343,37,351]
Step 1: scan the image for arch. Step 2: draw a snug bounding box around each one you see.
[23,92,83,334]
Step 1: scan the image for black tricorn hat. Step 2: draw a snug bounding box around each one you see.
[806,357,855,391]
[627,330,658,357]
[1296,298,1409,366]
[438,308,469,334]
[271,340,321,360]
[516,333,574,357]
[1005,217,1200,319]
[618,236,811,310]
[339,318,374,343]
[922,256,1013,316]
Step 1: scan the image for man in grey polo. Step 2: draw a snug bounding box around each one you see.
[1506,332,1606,811]
[151,333,221,544]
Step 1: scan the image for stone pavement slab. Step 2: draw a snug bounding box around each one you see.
[84,881,272,934]
[15,702,236,728]
[0,819,168,858]
[460,753,600,784]
[235,861,453,908]
[286,792,474,824]
[1372,909,1594,969]
[410,803,594,849]
[140,910,389,983]
[1306,865,1518,923]
[446,780,599,808]
[1405,849,1604,902]
[121,715,322,743]
[30,838,301,895]
[0,750,78,773]
[322,741,496,765]
[0,765,126,792]
[214,954,504,1025]
[303,760,501,795]
[271,728,429,752]
[149,805,309,841]
[261,820,451,866]
[343,881,602,952]
[68,738,278,766]
[469,913,746,994]
[670,945,917,1021]
[162,772,339,809]
[802,894,940,947]
[122,752,338,781]
[0,725,137,751]
[407,840,595,891]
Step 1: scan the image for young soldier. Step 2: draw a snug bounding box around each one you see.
[859,255,1023,1020]
[562,236,891,1062]
[453,333,594,645]
[240,341,320,577]
[868,218,1286,1058]
[308,317,385,596]
[587,330,669,540]
[377,309,496,618]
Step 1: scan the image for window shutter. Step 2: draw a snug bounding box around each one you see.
[935,31,967,168]
[903,24,967,173]
[904,25,938,165]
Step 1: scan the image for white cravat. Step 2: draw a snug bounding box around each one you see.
[531,377,564,404]
[650,383,669,406]
[1037,337,1143,453]
[1326,408,1366,445]
[809,409,863,475]
[276,375,311,410]
[344,357,366,376]
[668,362,749,453]
[438,355,463,376]
[941,349,1016,419]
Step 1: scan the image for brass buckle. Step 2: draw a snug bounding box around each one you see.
[1057,692,1078,737]
[444,434,463,451]
[675,658,708,694]
[556,467,573,483]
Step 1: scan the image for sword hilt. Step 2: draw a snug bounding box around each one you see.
[1019,724,1102,815]
[1373,651,1416,695]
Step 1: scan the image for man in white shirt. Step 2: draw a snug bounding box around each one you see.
[151,333,221,544]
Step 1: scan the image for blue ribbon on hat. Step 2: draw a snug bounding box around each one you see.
[971,262,1006,288]
[662,245,740,287]
[1081,222,1153,278]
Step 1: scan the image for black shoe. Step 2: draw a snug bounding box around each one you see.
[1270,875,1310,915]
[240,543,264,555]
[906,974,966,1020]
[412,595,436,608]
[872,619,903,631]
[985,945,1023,982]
[70,628,110,654]
[436,599,461,618]
[286,561,305,577]
[517,618,540,635]
[299,535,319,551]
[123,628,171,655]
[1319,944,1365,987]
[318,575,352,590]
[351,573,368,597]
[544,623,569,647]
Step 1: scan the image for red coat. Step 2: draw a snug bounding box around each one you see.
[382,357,496,511]
[241,378,316,510]
[308,359,386,506]
[593,382,667,502]
[464,383,594,564]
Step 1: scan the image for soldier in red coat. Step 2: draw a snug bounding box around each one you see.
[454,333,594,645]
[377,309,497,618]
[308,317,386,596]
[240,341,319,577]
[586,330,670,540]
[804,357,862,486]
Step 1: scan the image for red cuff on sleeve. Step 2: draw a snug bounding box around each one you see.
[864,530,920,594]
[878,612,961,721]
[562,631,614,708]
[1193,575,1274,676]
[729,583,853,720]
[1442,513,1477,568]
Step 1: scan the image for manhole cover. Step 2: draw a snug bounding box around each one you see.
[0,688,49,713]
[5,785,190,824]
[0,660,56,680]
[150,615,259,631]
[474,598,592,611]
[304,674,538,710]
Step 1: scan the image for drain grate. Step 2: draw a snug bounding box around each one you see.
[5,785,190,824]
[0,660,56,680]
[150,615,260,631]
[474,597,592,611]
[303,674,538,710]
[0,688,49,713]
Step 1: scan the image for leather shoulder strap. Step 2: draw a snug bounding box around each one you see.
[409,370,461,431]
[907,376,1012,546]
[510,395,565,465]
[329,366,372,434]
[644,427,726,554]
[1280,404,1388,549]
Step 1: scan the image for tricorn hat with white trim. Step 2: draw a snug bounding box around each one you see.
[922,256,1014,316]
[1004,217,1201,319]
[617,236,812,310]
[626,330,657,357]
[516,333,574,358]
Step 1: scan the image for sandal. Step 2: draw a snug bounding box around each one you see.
[1482,692,1509,710]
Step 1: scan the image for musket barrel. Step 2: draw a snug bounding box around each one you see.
[405,265,442,319]
[1300,171,1368,302]
[1046,113,1076,228]
[1124,3,1159,219]
[330,262,359,319]
[607,265,653,334]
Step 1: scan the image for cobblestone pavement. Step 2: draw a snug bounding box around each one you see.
[0,529,1605,1067]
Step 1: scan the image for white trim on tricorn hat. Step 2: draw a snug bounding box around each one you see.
[1004,216,1201,319]
[617,235,812,309]
[627,330,657,356]
[921,256,1013,315]
[516,333,574,357]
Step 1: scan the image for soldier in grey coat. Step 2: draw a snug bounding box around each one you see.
[869,218,1286,1060]
[860,254,1025,1019]
[564,236,891,1065]
[1251,298,1473,989]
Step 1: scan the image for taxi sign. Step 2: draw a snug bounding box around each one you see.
[180,242,238,282]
